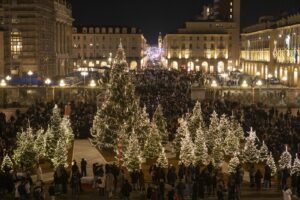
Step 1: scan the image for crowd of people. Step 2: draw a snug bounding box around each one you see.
[1,68,300,199]
[134,69,192,134]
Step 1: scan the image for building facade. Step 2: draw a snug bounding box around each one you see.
[0,0,73,77]
[163,0,240,73]
[241,14,300,87]
[72,26,147,70]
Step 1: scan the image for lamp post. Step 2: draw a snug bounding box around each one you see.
[89,80,96,101]
[255,80,263,103]
[0,79,6,107]
[80,71,89,85]
[59,79,65,103]
[211,80,218,102]
[5,75,11,82]
[241,80,249,103]
[27,70,33,85]
[45,78,52,101]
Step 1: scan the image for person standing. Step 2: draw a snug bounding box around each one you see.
[105,169,115,199]
[255,169,263,191]
[81,158,87,177]
[283,186,292,200]
[121,179,132,200]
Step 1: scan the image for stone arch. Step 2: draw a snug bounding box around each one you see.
[187,61,194,71]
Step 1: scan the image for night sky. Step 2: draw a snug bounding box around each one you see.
[70,0,300,44]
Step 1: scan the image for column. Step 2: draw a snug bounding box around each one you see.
[57,22,60,54]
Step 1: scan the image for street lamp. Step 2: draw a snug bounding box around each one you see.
[59,79,66,102]
[45,78,51,85]
[28,70,33,85]
[211,80,218,102]
[81,71,89,85]
[59,79,66,87]
[0,79,7,87]
[241,80,248,88]
[45,78,52,101]
[89,80,96,87]
[5,75,11,81]
[253,80,263,104]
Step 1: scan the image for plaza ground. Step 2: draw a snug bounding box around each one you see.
[47,139,286,199]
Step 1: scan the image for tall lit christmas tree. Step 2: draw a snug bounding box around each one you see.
[229,114,245,141]
[291,154,300,176]
[218,114,231,139]
[123,130,143,172]
[91,42,139,149]
[224,129,240,156]
[152,104,168,143]
[13,127,38,170]
[179,131,195,166]
[34,128,45,161]
[134,106,152,147]
[206,111,220,151]
[44,126,56,160]
[143,123,162,159]
[60,117,74,149]
[228,154,240,174]
[278,146,292,170]
[1,154,13,172]
[51,139,68,169]
[174,117,189,153]
[211,138,224,167]
[187,101,206,141]
[194,127,209,165]
[156,146,168,168]
[241,128,259,164]
[259,141,269,162]
[266,153,277,176]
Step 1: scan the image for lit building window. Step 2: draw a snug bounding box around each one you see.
[11,31,22,57]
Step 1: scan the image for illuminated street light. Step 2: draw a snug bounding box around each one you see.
[0,79,7,87]
[256,80,263,86]
[267,74,273,79]
[45,78,51,85]
[28,70,33,85]
[241,80,248,88]
[80,71,89,85]
[59,79,66,87]
[89,80,96,87]
[5,75,11,81]
[211,80,218,88]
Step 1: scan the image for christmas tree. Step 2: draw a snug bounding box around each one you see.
[211,138,224,167]
[13,127,38,170]
[123,130,143,172]
[228,154,240,174]
[278,146,292,170]
[91,42,139,149]
[224,129,240,156]
[1,154,13,172]
[187,101,206,141]
[44,126,56,160]
[143,123,162,159]
[51,139,68,169]
[179,130,195,166]
[206,111,220,151]
[219,114,231,139]
[60,117,74,149]
[156,146,168,168]
[50,105,62,142]
[34,128,45,160]
[152,104,168,143]
[291,154,300,176]
[194,127,209,165]
[241,128,259,164]
[174,117,190,153]
[229,115,245,141]
[259,141,269,162]
[134,106,152,147]
[266,153,277,176]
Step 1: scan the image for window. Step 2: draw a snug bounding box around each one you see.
[11,31,22,57]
